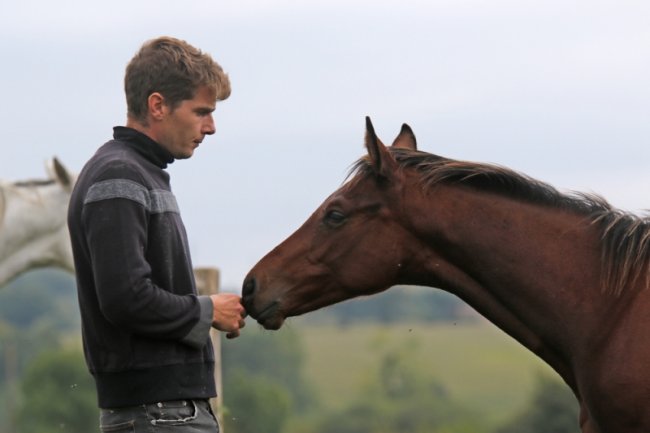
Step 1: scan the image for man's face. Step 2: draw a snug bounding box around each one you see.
[157,85,217,159]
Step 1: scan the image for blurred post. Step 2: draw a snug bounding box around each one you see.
[4,339,17,432]
[194,267,224,431]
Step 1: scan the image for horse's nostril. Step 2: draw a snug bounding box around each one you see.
[242,276,256,298]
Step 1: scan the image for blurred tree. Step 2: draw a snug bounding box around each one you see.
[0,269,78,330]
[494,374,580,433]
[223,369,291,433]
[221,326,314,433]
[0,270,79,431]
[15,347,97,433]
[222,325,315,409]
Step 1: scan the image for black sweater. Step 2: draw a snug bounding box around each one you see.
[68,127,215,408]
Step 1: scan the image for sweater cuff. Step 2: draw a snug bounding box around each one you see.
[181,296,213,349]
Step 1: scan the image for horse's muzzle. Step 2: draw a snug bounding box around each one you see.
[241,276,285,330]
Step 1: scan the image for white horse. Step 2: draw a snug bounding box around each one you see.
[0,158,76,287]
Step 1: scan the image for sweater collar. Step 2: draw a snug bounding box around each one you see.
[113,126,175,169]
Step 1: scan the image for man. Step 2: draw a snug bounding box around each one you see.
[68,36,246,432]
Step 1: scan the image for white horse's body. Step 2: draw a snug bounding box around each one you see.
[0,158,76,287]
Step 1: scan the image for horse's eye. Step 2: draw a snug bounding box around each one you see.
[324,209,346,228]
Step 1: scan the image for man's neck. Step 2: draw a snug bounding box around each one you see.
[126,118,152,138]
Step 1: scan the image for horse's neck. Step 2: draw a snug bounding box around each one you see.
[0,182,72,286]
[0,226,71,284]
[403,184,606,382]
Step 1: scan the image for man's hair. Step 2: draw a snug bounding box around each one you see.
[125,36,231,124]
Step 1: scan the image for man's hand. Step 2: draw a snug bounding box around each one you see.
[210,293,247,339]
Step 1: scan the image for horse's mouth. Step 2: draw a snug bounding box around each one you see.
[249,301,286,330]
[241,276,288,330]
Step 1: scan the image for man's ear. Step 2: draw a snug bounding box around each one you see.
[148,92,166,120]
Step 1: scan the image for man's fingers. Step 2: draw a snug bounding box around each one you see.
[210,292,248,338]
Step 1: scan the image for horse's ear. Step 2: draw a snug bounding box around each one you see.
[51,157,73,189]
[391,123,417,150]
[365,116,397,179]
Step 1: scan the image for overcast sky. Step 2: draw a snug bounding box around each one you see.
[1,0,649,290]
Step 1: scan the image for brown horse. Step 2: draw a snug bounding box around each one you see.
[243,117,650,432]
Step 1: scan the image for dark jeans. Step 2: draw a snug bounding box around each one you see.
[99,399,219,433]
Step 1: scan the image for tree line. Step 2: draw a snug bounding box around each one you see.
[0,269,579,433]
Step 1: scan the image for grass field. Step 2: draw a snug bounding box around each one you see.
[292,319,561,427]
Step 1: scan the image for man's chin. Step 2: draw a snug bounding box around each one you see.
[173,150,194,160]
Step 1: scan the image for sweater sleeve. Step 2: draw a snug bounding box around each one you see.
[81,177,205,344]
[181,296,214,348]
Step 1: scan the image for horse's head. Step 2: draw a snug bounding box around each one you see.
[0,157,76,287]
[243,117,421,329]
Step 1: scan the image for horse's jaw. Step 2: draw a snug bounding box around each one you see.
[242,273,362,330]
[250,299,285,330]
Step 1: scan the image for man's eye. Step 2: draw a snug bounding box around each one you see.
[324,210,346,227]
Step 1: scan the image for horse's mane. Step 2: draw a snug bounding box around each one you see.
[351,149,650,295]
[13,179,56,188]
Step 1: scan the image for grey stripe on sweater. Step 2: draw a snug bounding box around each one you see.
[85,179,179,214]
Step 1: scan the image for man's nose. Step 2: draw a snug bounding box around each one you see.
[203,114,216,135]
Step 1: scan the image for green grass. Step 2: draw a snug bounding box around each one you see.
[292,320,559,427]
